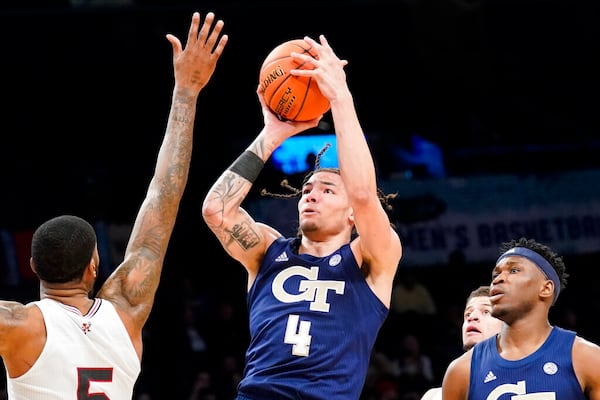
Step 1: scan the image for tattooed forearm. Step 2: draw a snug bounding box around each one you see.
[166,93,196,135]
[248,140,266,159]
[248,135,283,161]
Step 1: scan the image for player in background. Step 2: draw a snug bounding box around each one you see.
[442,237,600,400]
[420,285,502,400]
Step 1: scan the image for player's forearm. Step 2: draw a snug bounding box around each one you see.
[125,89,196,258]
[150,88,197,197]
[244,127,290,163]
[331,92,378,195]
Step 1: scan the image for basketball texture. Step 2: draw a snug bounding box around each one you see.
[259,39,330,122]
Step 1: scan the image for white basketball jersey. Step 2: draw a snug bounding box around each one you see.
[7,298,140,399]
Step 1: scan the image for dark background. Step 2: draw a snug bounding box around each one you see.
[1,1,600,399]
[1,0,599,228]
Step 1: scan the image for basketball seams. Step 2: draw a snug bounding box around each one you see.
[289,76,314,121]
[262,56,311,117]
[259,39,330,122]
[259,44,315,74]
[266,70,293,115]
[261,41,315,66]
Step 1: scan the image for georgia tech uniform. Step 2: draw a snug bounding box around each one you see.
[468,326,586,400]
[236,237,388,400]
[7,298,140,400]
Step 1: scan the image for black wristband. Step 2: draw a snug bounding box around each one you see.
[228,151,265,183]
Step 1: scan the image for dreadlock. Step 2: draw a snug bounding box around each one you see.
[260,143,397,212]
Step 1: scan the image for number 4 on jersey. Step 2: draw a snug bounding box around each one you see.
[284,314,312,356]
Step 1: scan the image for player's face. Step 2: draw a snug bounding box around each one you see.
[298,171,352,237]
[462,295,502,350]
[490,255,547,322]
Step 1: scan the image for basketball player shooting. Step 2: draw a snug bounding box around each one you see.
[202,35,402,400]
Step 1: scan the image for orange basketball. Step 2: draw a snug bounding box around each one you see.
[258,39,330,122]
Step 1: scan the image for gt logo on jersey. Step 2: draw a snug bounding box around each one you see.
[486,381,555,399]
[272,266,345,312]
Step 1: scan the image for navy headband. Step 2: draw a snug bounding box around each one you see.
[496,247,560,305]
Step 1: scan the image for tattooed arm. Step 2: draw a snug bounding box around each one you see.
[202,88,318,286]
[96,11,227,359]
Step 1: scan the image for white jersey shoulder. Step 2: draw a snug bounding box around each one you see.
[421,387,442,400]
[7,298,140,400]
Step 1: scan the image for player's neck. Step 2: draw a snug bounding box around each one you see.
[497,321,553,360]
[299,235,348,257]
[40,285,95,314]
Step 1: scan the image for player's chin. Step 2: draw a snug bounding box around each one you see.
[463,333,481,348]
[301,220,316,228]
[463,339,476,351]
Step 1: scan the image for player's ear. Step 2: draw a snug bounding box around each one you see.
[88,260,97,278]
[540,280,554,303]
[30,257,36,274]
[88,247,99,278]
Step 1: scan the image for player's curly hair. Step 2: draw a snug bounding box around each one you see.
[498,237,569,292]
[260,143,398,236]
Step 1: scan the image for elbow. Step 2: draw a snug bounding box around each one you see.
[201,198,224,227]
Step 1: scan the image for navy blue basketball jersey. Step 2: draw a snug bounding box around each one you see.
[236,237,388,400]
[469,326,585,400]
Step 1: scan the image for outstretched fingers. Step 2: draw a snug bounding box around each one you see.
[212,32,228,58]
[200,13,224,49]
[181,11,227,57]
[307,35,348,66]
[186,12,202,46]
